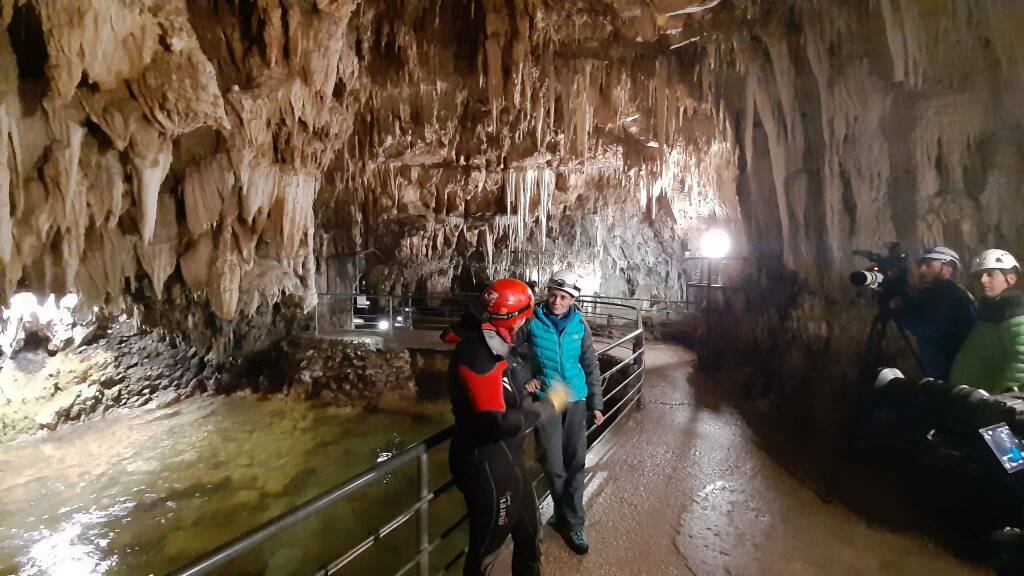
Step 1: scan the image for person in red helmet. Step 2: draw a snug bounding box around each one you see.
[448,278,569,576]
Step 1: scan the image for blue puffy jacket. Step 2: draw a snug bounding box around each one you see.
[522,303,603,411]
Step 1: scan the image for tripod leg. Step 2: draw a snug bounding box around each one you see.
[892,321,924,374]
[824,315,884,501]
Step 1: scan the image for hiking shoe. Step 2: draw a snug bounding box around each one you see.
[565,530,589,555]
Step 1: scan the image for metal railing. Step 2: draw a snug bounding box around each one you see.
[311,291,692,340]
[170,295,646,576]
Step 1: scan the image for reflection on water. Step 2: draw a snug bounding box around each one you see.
[0,395,453,575]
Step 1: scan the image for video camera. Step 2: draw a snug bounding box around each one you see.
[849,241,909,297]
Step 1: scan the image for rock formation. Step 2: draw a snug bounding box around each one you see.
[0,0,1021,432]
[0,0,743,332]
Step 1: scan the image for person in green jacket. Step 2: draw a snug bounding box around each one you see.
[949,249,1024,394]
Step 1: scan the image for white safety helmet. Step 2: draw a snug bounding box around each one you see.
[971,249,1020,275]
[919,246,961,269]
[546,269,582,298]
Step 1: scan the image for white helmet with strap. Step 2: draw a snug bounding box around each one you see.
[920,246,961,269]
[546,269,582,298]
[971,249,1020,274]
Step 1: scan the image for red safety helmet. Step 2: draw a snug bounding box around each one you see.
[481,278,535,329]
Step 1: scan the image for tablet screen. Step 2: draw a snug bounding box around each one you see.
[979,423,1024,473]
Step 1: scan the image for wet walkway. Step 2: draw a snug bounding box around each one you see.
[536,343,991,576]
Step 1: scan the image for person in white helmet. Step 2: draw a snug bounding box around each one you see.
[890,246,976,380]
[519,268,603,555]
[949,249,1024,393]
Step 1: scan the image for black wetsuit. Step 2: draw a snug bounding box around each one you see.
[448,324,554,576]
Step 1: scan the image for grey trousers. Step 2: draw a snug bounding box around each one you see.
[535,400,588,531]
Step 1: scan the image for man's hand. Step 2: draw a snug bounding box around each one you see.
[591,410,605,426]
[524,378,541,394]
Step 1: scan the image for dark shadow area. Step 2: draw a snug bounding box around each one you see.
[7,3,47,80]
[7,2,47,118]
[689,360,1015,572]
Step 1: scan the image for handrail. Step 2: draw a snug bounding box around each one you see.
[172,293,648,576]
[597,328,642,356]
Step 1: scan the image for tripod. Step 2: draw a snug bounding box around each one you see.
[859,302,923,383]
[822,296,923,501]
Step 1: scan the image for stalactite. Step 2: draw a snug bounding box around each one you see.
[180,231,214,293]
[128,122,172,245]
[137,193,178,298]
[209,225,242,320]
[27,0,1022,329]
[35,0,160,101]
[75,226,136,313]
[184,154,233,237]
[0,104,15,265]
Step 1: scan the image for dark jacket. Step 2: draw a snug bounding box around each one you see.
[949,289,1024,394]
[894,279,976,380]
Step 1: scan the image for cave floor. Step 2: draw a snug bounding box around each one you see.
[524,343,991,576]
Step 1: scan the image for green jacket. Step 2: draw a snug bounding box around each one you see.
[948,290,1024,394]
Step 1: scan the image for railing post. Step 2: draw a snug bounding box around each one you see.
[388,297,395,336]
[417,452,429,576]
[634,304,645,409]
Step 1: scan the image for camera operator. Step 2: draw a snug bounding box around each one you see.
[890,246,976,381]
[949,249,1024,394]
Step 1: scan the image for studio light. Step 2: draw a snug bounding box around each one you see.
[699,229,731,258]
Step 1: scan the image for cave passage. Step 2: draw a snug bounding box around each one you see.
[2,0,1024,575]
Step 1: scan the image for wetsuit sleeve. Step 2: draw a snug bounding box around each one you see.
[457,349,556,442]
[580,321,604,412]
[440,328,461,344]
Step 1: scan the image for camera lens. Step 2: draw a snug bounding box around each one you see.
[850,270,885,288]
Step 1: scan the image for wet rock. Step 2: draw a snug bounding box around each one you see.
[99,374,121,390]
[35,403,68,430]
[186,377,205,395]
[152,390,182,410]
[278,337,415,406]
